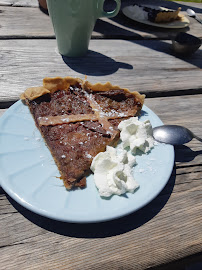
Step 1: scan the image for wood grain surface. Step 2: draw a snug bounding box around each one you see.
[0,0,38,7]
[0,39,201,102]
[0,1,202,39]
[0,94,202,270]
[0,1,202,269]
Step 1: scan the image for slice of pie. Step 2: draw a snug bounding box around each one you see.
[148,7,181,23]
[133,4,182,23]
[20,77,145,189]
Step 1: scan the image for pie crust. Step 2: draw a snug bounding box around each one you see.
[21,77,145,189]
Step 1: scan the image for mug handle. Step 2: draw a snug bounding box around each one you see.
[99,0,121,18]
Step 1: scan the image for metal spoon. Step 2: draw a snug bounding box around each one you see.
[153,125,202,145]
[186,8,202,24]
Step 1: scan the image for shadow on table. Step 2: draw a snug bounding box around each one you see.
[104,0,202,14]
[62,1,202,76]
[94,19,202,71]
[175,145,202,163]
[92,1,202,71]
[7,166,176,238]
[127,0,202,13]
[62,50,133,76]
[95,0,202,40]
[62,37,202,79]
[118,0,202,28]
[95,15,190,40]
[132,39,202,69]
[56,1,202,76]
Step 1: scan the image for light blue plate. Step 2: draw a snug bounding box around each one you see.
[0,101,174,223]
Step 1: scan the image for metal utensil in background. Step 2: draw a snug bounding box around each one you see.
[187,8,202,24]
[153,125,202,145]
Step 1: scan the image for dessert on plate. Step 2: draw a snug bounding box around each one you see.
[21,77,145,190]
[130,4,182,23]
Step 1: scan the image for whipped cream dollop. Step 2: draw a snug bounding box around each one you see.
[118,117,154,154]
[91,146,138,197]
[128,5,148,21]
[91,117,154,197]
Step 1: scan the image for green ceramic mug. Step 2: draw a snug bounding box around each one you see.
[47,0,121,57]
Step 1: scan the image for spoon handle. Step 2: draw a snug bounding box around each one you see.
[195,16,202,24]
[194,134,202,142]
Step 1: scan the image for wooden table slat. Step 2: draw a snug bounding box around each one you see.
[0,39,201,102]
[0,1,202,39]
[0,94,202,269]
[0,0,38,7]
[1,1,202,269]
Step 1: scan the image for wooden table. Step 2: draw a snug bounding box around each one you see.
[0,1,202,269]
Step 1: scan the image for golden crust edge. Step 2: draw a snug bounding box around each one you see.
[20,76,145,107]
[155,7,182,23]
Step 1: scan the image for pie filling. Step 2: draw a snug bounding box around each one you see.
[21,77,145,189]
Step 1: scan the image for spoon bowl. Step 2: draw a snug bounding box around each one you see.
[187,8,196,17]
[186,8,202,24]
[153,125,202,145]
